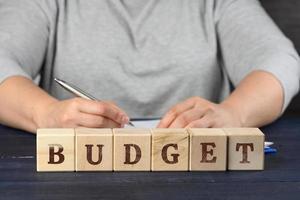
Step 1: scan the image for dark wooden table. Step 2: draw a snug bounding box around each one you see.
[0,117,300,200]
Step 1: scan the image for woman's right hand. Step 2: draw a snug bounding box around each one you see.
[33,97,129,129]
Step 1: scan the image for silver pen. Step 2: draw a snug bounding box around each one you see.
[54,78,135,127]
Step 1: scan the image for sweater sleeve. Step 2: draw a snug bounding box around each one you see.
[0,0,49,84]
[215,0,300,112]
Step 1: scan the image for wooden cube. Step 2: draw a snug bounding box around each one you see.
[75,128,113,171]
[223,128,264,170]
[37,129,75,172]
[188,128,227,171]
[151,129,189,171]
[113,129,151,171]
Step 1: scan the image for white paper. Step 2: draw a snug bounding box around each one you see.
[125,122,274,148]
[125,119,160,128]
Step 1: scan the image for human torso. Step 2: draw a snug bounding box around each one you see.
[42,0,229,117]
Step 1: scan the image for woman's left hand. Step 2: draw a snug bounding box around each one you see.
[157,96,242,128]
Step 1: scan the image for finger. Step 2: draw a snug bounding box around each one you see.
[77,99,127,124]
[77,113,122,128]
[168,107,206,128]
[185,114,214,128]
[158,98,196,128]
[104,101,130,126]
[104,101,128,117]
[61,123,82,129]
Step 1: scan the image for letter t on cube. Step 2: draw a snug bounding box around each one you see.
[36,129,75,172]
[223,128,264,170]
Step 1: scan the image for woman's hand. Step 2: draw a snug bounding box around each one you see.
[33,97,129,128]
[157,96,242,128]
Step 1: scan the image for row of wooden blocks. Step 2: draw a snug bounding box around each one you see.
[37,128,264,172]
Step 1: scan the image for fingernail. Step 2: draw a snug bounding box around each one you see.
[124,116,129,123]
[119,114,125,122]
[121,115,129,124]
[119,114,124,122]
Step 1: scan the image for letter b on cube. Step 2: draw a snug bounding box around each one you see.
[37,129,75,172]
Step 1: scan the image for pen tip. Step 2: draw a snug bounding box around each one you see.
[128,121,135,127]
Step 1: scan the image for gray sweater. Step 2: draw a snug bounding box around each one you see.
[0,0,299,118]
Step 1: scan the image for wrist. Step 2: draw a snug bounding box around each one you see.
[219,100,244,127]
[32,97,58,128]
